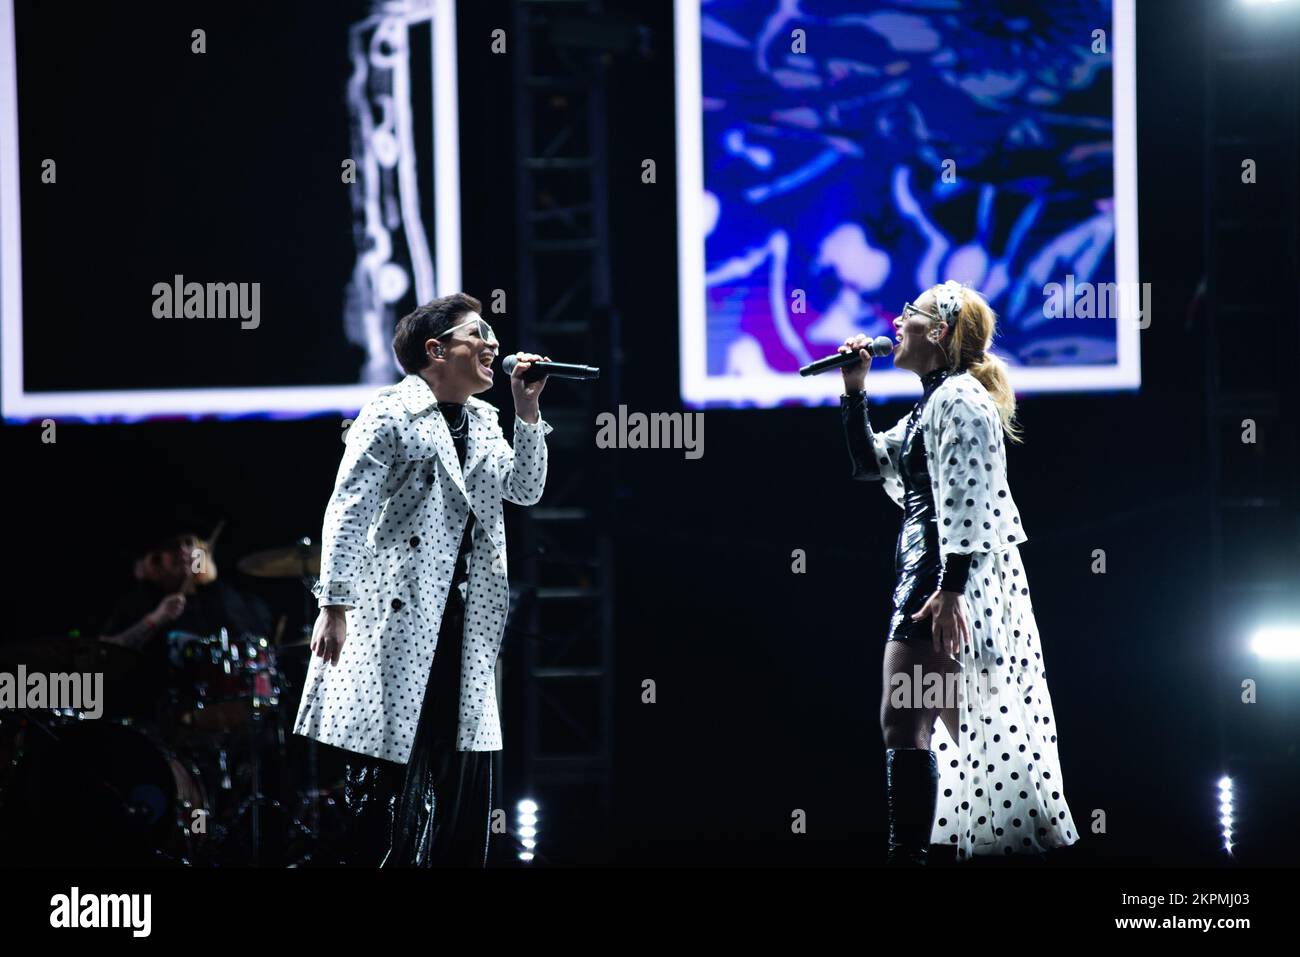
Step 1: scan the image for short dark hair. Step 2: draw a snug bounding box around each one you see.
[392,293,483,375]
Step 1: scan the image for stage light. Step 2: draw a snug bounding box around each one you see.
[516,798,540,863]
[1217,777,1235,855]
[1241,0,1297,6]
[1249,626,1300,660]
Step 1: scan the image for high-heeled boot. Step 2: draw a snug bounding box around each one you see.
[885,747,939,866]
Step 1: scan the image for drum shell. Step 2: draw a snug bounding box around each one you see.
[0,718,207,866]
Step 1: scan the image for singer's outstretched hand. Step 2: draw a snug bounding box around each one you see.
[838,334,873,392]
[510,352,550,423]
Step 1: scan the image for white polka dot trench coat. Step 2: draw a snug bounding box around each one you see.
[293,374,552,764]
[869,372,1079,858]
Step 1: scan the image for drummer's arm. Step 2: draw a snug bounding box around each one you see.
[100,594,185,649]
[100,616,159,650]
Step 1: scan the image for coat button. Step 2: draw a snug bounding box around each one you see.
[409,535,420,547]
[391,598,404,611]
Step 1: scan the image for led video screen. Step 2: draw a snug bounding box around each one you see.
[675,0,1140,407]
[0,0,462,421]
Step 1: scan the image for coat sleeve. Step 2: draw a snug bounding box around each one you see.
[313,401,398,609]
[841,391,910,508]
[492,414,553,506]
[927,385,1027,565]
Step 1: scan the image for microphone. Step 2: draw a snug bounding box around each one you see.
[502,355,600,383]
[798,336,894,377]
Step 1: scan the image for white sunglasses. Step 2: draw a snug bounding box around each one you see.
[438,315,498,344]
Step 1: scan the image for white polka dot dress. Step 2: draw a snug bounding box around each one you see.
[868,372,1079,858]
[293,374,552,764]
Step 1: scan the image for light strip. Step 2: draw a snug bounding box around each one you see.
[433,0,462,297]
[674,0,706,409]
[0,0,25,419]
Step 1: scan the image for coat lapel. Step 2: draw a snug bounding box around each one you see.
[396,374,468,502]
[465,397,509,559]
[463,398,494,479]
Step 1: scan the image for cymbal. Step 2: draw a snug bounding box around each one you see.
[0,636,144,684]
[237,541,321,579]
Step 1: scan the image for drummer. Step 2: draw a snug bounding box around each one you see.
[99,519,272,660]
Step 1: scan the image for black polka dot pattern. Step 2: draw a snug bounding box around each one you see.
[870,416,911,507]
[932,381,1024,557]
[294,374,552,764]
[870,373,1078,857]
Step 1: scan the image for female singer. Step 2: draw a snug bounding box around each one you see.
[839,280,1078,864]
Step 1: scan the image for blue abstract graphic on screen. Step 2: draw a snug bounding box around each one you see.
[695,0,1120,397]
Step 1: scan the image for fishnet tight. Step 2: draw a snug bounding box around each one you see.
[880,637,961,750]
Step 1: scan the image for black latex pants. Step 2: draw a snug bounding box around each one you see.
[341,589,493,867]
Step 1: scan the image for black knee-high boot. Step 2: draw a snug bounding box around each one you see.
[885,747,938,866]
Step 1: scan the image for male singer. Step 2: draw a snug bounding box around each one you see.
[294,292,552,866]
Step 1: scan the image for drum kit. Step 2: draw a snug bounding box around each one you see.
[0,538,349,867]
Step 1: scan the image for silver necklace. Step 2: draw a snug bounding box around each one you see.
[442,403,468,437]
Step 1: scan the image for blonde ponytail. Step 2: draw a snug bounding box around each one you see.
[966,350,1023,444]
[929,282,1023,444]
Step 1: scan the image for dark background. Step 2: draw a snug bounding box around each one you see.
[2,0,1297,866]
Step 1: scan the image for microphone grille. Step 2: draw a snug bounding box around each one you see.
[501,355,518,375]
[871,335,895,357]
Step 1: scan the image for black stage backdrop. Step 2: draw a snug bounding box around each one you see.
[2,0,1292,867]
